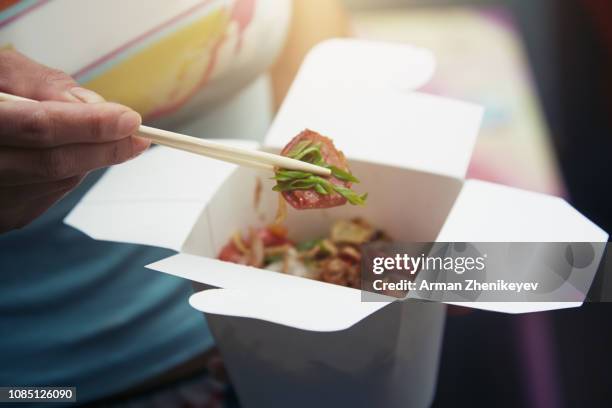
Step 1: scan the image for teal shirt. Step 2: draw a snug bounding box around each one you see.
[0,169,214,403]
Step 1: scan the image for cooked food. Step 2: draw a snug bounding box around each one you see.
[274,129,367,210]
[218,224,290,267]
[218,218,390,288]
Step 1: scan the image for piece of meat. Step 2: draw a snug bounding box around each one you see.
[280,129,350,209]
[318,257,361,288]
[218,241,247,264]
[257,224,290,247]
[218,226,291,266]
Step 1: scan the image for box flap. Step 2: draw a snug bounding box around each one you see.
[430,179,608,313]
[147,253,390,332]
[189,289,389,332]
[264,39,484,179]
[65,142,256,251]
[437,180,608,242]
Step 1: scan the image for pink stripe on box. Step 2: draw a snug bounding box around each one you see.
[0,0,50,30]
[72,0,213,80]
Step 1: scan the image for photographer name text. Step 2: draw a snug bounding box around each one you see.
[372,279,540,293]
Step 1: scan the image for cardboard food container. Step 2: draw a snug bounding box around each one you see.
[65,40,608,408]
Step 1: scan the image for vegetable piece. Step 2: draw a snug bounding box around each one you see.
[218,218,391,289]
[276,129,367,209]
[218,240,248,265]
[274,193,288,225]
[247,228,265,268]
[318,258,360,288]
[330,218,375,245]
[218,226,291,267]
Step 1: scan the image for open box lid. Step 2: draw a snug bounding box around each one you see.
[264,39,484,179]
[437,180,608,243]
[425,179,609,313]
[65,142,255,251]
[148,253,390,332]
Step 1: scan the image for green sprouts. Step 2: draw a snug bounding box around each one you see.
[273,141,367,206]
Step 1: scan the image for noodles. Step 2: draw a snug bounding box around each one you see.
[218,218,390,289]
[274,192,287,225]
[232,231,249,254]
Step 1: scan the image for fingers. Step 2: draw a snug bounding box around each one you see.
[0,49,104,103]
[67,86,106,103]
[0,100,142,148]
[0,49,148,233]
[0,136,150,185]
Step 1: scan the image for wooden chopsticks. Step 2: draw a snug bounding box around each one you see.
[0,91,332,177]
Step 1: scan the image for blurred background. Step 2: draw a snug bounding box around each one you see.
[341,0,612,407]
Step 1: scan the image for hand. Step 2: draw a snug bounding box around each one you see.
[0,49,150,233]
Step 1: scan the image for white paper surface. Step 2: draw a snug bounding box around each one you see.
[148,253,390,332]
[289,38,437,94]
[434,179,608,314]
[437,179,608,242]
[189,289,390,332]
[65,142,257,251]
[264,39,484,179]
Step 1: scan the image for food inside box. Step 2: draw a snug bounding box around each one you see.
[218,218,390,289]
[218,129,381,289]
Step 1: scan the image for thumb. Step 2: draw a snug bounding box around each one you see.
[0,49,104,103]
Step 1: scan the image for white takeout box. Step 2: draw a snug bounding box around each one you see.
[65,40,608,408]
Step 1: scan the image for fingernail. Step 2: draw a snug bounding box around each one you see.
[117,110,142,136]
[68,87,105,103]
[131,135,151,156]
